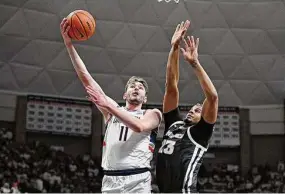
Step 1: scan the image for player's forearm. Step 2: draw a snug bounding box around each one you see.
[65,43,104,93]
[166,45,180,88]
[191,60,218,101]
[105,104,143,133]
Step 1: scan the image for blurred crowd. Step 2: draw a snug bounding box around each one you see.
[0,128,102,193]
[197,161,285,193]
[0,127,284,193]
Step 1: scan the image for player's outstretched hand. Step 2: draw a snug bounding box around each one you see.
[60,18,72,46]
[171,20,190,47]
[181,36,199,67]
[86,86,109,109]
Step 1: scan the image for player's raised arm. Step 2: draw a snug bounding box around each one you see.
[60,18,117,122]
[86,86,162,133]
[181,36,218,123]
[163,20,190,113]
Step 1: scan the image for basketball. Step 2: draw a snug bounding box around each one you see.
[67,10,96,41]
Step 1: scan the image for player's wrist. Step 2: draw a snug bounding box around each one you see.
[171,40,180,48]
[64,40,73,47]
[104,102,113,112]
[188,59,200,68]
[172,43,180,50]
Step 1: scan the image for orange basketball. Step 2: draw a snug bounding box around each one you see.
[67,10,96,41]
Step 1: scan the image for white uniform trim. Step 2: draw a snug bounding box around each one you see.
[182,147,199,193]
[187,126,207,151]
[182,146,204,193]
[187,148,204,193]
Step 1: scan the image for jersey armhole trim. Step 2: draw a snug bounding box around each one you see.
[105,114,113,125]
[187,127,207,151]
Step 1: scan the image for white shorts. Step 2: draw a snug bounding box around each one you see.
[101,171,152,193]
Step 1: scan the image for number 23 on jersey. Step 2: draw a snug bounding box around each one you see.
[158,139,176,155]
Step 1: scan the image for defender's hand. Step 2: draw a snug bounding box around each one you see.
[181,36,199,66]
[171,20,190,47]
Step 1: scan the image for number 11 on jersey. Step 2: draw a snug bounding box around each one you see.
[119,126,128,141]
[158,139,176,155]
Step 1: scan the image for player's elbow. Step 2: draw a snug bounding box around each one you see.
[165,82,178,92]
[134,122,150,133]
[166,75,178,85]
[133,125,144,133]
[208,93,218,103]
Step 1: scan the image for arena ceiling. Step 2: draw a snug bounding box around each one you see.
[0,0,284,106]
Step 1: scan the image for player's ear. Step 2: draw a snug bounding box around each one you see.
[143,96,147,104]
[123,92,127,100]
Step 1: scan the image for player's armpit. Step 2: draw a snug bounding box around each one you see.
[91,95,118,124]
[140,109,162,132]
[201,97,218,124]
[163,83,179,113]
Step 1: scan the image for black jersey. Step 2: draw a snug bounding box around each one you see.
[156,107,214,193]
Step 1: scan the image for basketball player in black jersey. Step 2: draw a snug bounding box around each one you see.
[156,20,218,193]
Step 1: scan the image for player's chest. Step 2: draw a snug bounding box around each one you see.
[165,125,189,140]
[158,125,190,155]
[105,121,132,141]
[106,115,143,142]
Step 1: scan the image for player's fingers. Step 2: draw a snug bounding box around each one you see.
[184,20,190,30]
[180,21,184,30]
[86,96,92,101]
[63,26,70,34]
[65,26,70,33]
[86,85,94,91]
[183,38,189,49]
[175,24,180,32]
[87,89,96,96]
[196,38,199,49]
[187,36,192,48]
[86,88,95,96]
[60,18,67,28]
[63,21,69,32]
[191,36,195,47]
[60,18,64,27]
[181,29,186,38]
[180,48,186,55]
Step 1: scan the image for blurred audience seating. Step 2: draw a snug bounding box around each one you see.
[0,127,284,193]
[0,127,102,193]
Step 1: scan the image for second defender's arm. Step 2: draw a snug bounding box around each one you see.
[163,20,190,113]
[163,45,180,113]
[182,36,218,124]
[192,60,218,124]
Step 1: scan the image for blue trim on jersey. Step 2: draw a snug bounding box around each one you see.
[104,167,150,176]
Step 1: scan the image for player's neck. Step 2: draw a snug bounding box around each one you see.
[125,102,142,111]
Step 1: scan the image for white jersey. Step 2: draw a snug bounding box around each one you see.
[102,107,157,170]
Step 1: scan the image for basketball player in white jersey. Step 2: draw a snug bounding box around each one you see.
[60,18,162,193]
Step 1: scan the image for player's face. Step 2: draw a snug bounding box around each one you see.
[184,104,202,124]
[124,82,147,105]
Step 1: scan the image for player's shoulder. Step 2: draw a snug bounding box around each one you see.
[144,108,162,118]
[147,108,162,114]
[194,116,215,129]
